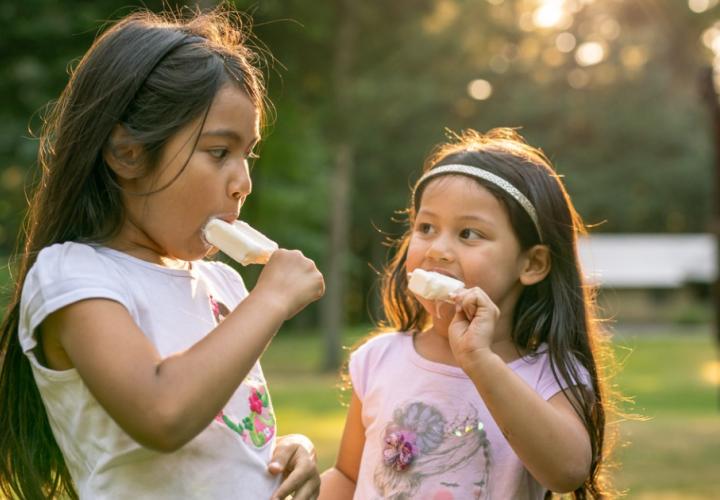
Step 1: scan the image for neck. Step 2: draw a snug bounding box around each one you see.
[106,219,188,270]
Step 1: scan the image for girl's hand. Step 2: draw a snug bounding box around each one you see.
[447,287,500,370]
[254,249,325,319]
[269,434,320,500]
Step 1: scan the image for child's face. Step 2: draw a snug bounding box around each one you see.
[406,175,527,318]
[118,84,260,262]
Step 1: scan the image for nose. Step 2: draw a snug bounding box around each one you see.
[229,159,252,201]
[426,233,454,262]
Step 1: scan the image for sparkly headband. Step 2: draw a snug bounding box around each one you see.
[412,164,543,241]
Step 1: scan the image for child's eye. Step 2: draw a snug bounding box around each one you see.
[459,228,483,240]
[416,222,434,234]
[208,148,229,160]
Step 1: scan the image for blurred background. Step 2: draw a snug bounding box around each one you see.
[1,0,719,497]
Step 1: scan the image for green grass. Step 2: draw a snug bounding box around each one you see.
[610,332,720,498]
[263,326,720,498]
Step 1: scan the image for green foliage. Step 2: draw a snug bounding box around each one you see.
[0,256,11,310]
[1,0,718,324]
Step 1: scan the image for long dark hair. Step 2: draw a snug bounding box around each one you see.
[377,128,617,498]
[0,7,267,499]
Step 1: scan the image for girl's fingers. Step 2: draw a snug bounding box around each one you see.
[452,287,488,318]
[271,461,319,500]
[287,475,321,500]
[268,443,296,476]
[454,288,501,329]
[270,437,318,500]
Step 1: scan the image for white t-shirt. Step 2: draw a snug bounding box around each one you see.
[19,242,281,499]
[349,332,590,500]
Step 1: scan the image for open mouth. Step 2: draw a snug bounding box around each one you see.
[427,268,461,281]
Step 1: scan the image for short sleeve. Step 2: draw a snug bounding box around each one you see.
[535,350,593,400]
[348,333,398,401]
[348,344,369,400]
[19,242,134,357]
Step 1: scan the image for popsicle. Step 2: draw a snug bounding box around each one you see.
[203,219,278,265]
[407,269,465,301]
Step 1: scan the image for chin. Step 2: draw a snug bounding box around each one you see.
[172,244,207,262]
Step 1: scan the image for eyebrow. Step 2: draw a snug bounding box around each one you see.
[200,129,260,147]
[456,214,493,224]
[417,210,494,226]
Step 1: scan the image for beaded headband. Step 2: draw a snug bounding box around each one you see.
[412,164,543,242]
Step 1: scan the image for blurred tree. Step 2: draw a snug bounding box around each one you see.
[2,1,719,351]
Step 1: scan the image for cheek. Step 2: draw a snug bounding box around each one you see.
[405,236,426,268]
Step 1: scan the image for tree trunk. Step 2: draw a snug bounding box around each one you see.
[699,66,720,409]
[321,0,356,371]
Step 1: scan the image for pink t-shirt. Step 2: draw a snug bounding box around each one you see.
[349,331,588,500]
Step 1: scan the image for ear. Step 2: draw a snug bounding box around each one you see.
[103,124,145,180]
[519,244,551,286]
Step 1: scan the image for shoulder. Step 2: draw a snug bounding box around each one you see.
[28,242,125,286]
[351,331,408,360]
[34,240,106,267]
[348,331,409,398]
[20,242,133,353]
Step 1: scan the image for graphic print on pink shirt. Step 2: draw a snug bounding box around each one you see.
[209,294,276,448]
[374,400,491,499]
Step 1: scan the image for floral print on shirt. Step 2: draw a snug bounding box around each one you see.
[209,294,276,448]
[373,400,492,499]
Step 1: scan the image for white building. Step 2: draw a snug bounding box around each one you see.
[577,234,716,323]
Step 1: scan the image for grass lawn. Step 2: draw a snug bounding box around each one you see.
[263,326,720,498]
[611,331,720,499]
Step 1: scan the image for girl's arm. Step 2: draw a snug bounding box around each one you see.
[318,390,365,500]
[450,288,592,493]
[40,249,323,452]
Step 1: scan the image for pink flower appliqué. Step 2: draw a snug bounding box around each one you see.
[248,391,263,414]
[209,295,220,319]
[383,430,416,471]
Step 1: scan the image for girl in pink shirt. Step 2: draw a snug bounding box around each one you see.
[320,128,616,499]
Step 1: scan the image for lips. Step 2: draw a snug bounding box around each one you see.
[210,212,239,225]
[426,268,461,281]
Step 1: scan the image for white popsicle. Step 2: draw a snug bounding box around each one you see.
[204,219,278,265]
[407,269,465,301]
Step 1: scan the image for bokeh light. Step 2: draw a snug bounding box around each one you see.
[489,54,510,73]
[702,22,720,55]
[533,1,566,29]
[620,45,649,70]
[423,0,459,33]
[575,41,606,66]
[701,360,720,386]
[598,16,621,40]
[542,47,565,67]
[1,166,23,190]
[688,0,718,14]
[556,32,577,52]
[467,79,493,100]
[567,68,590,88]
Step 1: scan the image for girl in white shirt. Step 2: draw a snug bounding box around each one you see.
[0,7,323,500]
